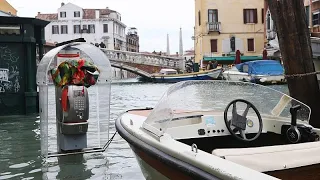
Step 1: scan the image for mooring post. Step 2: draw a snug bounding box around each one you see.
[267,0,320,127]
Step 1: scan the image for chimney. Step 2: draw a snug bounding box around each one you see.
[38,12,41,15]
[61,2,65,7]
[95,10,100,19]
[106,7,109,9]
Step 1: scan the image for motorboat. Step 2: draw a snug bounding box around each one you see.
[138,68,222,83]
[116,80,320,180]
[222,60,286,84]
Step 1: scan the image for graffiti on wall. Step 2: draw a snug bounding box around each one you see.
[0,45,21,93]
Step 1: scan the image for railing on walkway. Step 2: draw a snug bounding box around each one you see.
[101,49,184,69]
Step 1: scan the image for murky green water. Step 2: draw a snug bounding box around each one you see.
[0,80,288,180]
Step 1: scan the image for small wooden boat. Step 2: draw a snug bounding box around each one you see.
[139,68,222,83]
[116,80,320,180]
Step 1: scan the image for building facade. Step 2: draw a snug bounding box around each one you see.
[0,0,17,16]
[126,27,139,52]
[36,2,126,50]
[264,0,314,57]
[194,0,265,66]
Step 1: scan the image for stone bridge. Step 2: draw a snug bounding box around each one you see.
[101,49,185,76]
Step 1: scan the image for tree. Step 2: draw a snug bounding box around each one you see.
[267,0,320,127]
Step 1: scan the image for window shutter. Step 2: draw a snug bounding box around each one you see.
[198,11,201,26]
[210,39,217,52]
[254,9,258,23]
[52,26,54,34]
[243,9,247,24]
[247,39,254,51]
[262,8,264,24]
[216,10,219,22]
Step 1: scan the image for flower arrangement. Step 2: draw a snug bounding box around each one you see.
[50,59,100,88]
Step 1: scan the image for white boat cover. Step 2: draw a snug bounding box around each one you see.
[212,141,320,172]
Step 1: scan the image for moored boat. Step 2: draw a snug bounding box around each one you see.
[139,68,222,83]
[222,60,286,84]
[116,80,320,180]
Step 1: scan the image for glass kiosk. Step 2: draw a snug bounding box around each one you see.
[36,41,112,159]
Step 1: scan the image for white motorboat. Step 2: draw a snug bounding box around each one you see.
[222,60,286,84]
[116,80,320,180]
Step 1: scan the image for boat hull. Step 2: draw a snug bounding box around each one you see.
[223,71,286,85]
[139,69,222,83]
[115,115,219,180]
[116,110,320,180]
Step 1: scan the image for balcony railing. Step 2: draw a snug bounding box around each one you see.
[207,22,221,32]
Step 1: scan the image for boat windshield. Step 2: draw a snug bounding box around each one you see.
[142,81,311,137]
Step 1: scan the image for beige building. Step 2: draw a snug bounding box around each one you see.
[0,0,17,15]
[194,0,265,67]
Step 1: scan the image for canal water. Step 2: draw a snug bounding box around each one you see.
[0,80,288,180]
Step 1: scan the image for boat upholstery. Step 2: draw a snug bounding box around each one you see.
[212,141,320,172]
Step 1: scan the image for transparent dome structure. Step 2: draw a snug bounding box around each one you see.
[36,42,112,158]
[142,81,311,137]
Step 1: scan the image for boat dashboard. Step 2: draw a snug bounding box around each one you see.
[166,110,319,147]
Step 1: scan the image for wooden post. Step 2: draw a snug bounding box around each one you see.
[267,0,320,127]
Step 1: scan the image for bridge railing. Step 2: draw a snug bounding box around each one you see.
[101,49,184,70]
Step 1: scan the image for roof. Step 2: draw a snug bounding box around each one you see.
[0,0,17,11]
[36,8,117,21]
[0,16,49,26]
[36,13,58,21]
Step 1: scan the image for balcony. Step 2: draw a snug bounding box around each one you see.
[207,22,221,32]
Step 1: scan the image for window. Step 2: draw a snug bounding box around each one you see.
[74,25,80,34]
[261,8,264,24]
[306,6,310,26]
[210,39,217,52]
[61,25,68,34]
[313,11,320,26]
[60,11,66,18]
[198,10,201,26]
[74,11,80,17]
[88,24,95,33]
[103,24,108,33]
[52,25,59,34]
[247,39,254,52]
[243,9,257,24]
[208,9,218,23]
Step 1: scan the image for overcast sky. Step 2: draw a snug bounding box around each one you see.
[9,0,195,53]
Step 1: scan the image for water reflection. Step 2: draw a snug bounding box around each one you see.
[0,81,171,180]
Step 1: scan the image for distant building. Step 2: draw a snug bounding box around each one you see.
[36,2,127,50]
[126,27,139,52]
[184,49,195,61]
[0,0,17,16]
[194,0,265,66]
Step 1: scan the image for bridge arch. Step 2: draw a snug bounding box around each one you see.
[110,62,152,78]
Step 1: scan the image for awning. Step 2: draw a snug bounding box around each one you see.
[203,56,263,64]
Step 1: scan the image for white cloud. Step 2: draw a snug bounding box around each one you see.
[8,0,195,53]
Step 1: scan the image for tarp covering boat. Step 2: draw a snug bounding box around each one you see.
[235,60,284,76]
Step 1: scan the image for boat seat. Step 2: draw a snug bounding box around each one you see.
[212,141,320,172]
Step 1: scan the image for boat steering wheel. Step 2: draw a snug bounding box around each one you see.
[224,99,263,142]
